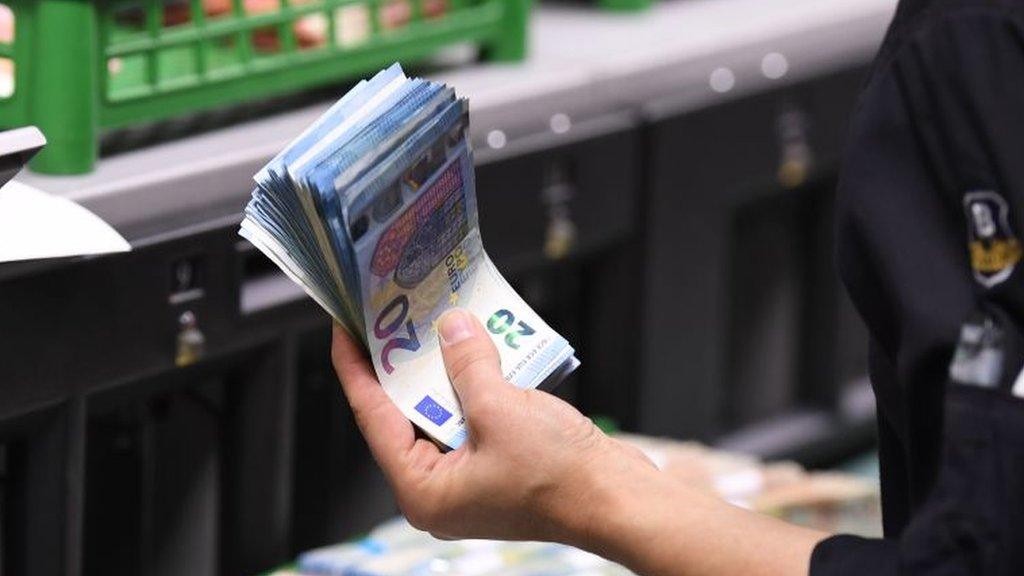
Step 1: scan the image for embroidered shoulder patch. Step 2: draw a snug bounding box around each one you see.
[964,190,1021,288]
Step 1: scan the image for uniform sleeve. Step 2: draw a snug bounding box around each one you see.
[813,388,1024,575]
[814,7,1024,576]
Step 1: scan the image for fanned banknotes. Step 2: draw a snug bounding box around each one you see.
[240,64,579,449]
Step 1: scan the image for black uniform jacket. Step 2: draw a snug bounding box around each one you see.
[810,0,1024,574]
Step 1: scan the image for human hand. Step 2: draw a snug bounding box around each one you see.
[331,308,655,544]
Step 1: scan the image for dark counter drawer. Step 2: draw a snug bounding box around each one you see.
[476,117,641,274]
[637,67,868,440]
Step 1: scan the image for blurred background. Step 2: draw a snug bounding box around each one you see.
[1,0,895,574]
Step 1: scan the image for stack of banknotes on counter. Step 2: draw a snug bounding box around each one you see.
[273,517,635,576]
[240,64,578,449]
[613,435,881,536]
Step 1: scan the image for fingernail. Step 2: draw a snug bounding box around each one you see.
[439,309,474,345]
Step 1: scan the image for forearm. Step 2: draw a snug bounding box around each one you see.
[568,464,828,576]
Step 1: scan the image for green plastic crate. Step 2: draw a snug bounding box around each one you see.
[0,0,528,174]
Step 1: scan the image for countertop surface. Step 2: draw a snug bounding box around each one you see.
[18,0,897,243]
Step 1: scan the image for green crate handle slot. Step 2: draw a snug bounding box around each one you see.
[0,0,529,174]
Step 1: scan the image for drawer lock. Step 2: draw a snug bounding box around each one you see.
[175,310,206,367]
[542,161,577,261]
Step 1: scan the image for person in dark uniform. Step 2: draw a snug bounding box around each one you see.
[330,0,1024,573]
[813,0,1024,572]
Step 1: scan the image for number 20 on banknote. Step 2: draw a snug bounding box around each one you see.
[374,294,420,374]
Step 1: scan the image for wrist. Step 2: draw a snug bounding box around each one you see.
[555,442,664,559]
[566,457,829,576]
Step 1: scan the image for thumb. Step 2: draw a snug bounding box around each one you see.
[438,309,505,411]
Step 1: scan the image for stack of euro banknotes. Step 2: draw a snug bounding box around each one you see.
[288,517,635,576]
[240,64,579,449]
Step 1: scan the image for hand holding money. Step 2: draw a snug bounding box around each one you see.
[334,315,828,576]
[331,309,653,544]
